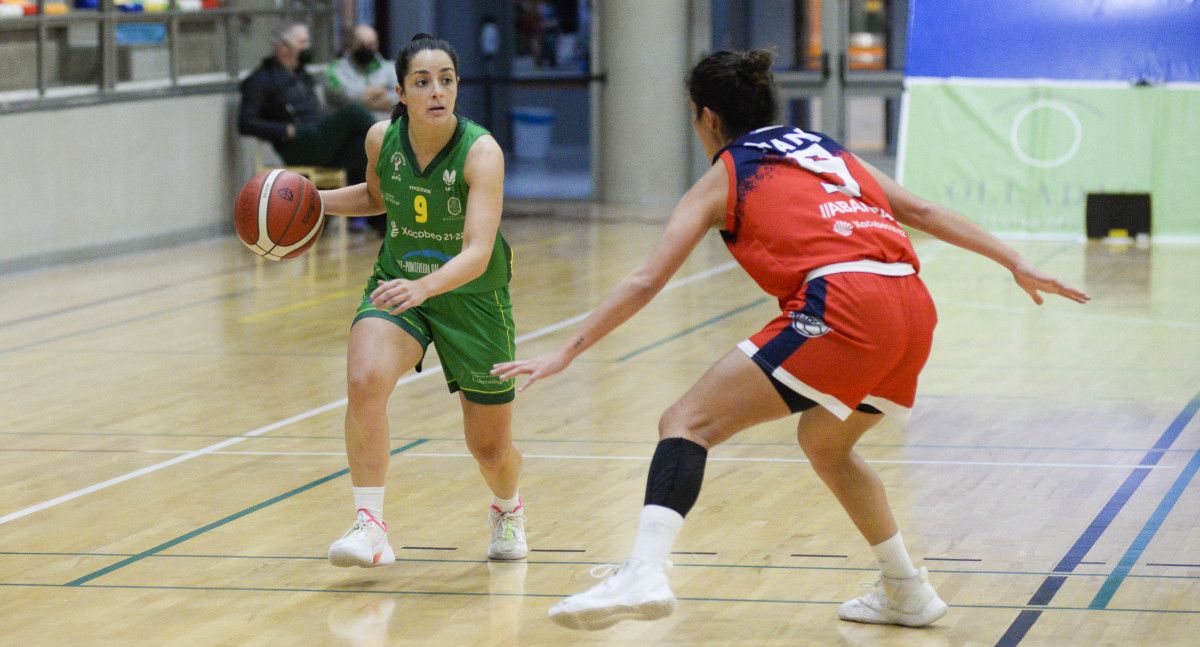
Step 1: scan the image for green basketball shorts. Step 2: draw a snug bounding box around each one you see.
[352,275,516,404]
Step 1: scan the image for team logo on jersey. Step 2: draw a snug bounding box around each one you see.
[442,169,456,191]
[447,196,463,217]
[833,220,854,237]
[790,311,831,337]
[390,152,407,180]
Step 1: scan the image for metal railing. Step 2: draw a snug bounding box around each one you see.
[0,0,334,113]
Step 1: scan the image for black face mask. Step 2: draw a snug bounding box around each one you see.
[297,48,314,66]
[351,47,375,66]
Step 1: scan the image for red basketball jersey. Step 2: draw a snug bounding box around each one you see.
[717,126,920,300]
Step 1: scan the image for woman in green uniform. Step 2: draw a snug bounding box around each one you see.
[318,34,525,567]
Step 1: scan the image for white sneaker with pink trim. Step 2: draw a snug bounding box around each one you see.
[487,502,528,560]
[328,509,395,568]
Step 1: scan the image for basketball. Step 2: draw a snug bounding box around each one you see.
[234,170,325,261]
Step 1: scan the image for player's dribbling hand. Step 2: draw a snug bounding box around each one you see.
[371,278,430,314]
[491,352,570,393]
[1011,261,1091,305]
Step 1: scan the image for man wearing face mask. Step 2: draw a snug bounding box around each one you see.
[325,24,399,119]
[238,21,376,190]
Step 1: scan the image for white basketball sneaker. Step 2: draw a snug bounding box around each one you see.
[838,567,948,627]
[327,509,395,568]
[548,558,676,630]
[487,502,528,560]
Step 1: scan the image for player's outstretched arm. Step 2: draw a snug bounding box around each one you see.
[856,156,1090,305]
[318,120,389,217]
[491,162,728,393]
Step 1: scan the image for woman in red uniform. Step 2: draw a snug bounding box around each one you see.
[493,50,1089,630]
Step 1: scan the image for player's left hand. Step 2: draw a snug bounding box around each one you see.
[1011,261,1091,305]
[491,352,571,393]
[371,278,430,314]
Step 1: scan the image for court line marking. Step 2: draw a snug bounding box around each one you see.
[136,449,1179,470]
[0,288,255,356]
[235,235,569,324]
[0,236,383,331]
[933,296,1200,330]
[6,551,1200,581]
[0,261,738,528]
[1029,243,1076,268]
[238,289,356,323]
[995,388,1200,647]
[4,582,1199,614]
[1089,446,1200,609]
[0,278,230,330]
[617,297,770,361]
[63,439,429,586]
[4,429,1198,455]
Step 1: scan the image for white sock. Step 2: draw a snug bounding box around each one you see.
[352,486,385,521]
[871,532,918,579]
[492,491,521,512]
[629,505,684,568]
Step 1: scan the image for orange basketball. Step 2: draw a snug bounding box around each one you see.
[234,170,325,260]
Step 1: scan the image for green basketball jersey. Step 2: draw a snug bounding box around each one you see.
[373,115,511,293]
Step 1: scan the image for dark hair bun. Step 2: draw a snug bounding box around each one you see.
[411,32,435,42]
[738,49,775,81]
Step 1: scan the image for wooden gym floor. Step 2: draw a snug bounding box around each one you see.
[1,204,1198,646]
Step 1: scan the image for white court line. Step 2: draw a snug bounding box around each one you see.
[410,452,1178,470]
[139,449,1175,470]
[0,261,740,527]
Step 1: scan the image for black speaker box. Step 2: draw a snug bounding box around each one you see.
[1085,193,1151,238]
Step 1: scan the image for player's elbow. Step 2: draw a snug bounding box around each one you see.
[896,199,936,230]
[460,246,492,280]
[625,271,664,297]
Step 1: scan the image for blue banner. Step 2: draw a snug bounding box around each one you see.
[907,0,1200,82]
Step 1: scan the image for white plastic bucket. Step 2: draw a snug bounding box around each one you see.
[510,106,555,161]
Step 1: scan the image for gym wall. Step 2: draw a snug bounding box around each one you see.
[898,0,1200,238]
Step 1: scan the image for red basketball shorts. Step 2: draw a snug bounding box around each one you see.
[738,270,937,420]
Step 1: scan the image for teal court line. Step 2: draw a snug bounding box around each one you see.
[64,439,429,587]
[617,297,770,362]
[1090,446,1200,608]
[3,581,1198,615]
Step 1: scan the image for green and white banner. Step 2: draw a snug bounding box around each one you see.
[898,80,1200,237]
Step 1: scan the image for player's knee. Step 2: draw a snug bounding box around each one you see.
[658,402,714,445]
[472,446,507,473]
[799,434,852,475]
[466,438,511,472]
[346,366,392,404]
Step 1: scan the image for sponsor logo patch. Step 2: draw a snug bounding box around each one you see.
[790,311,831,337]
